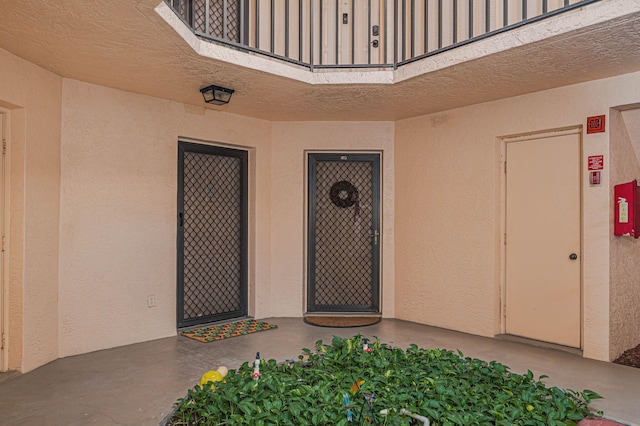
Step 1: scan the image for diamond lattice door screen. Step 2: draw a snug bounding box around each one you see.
[192,0,245,43]
[307,153,381,312]
[177,142,248,328]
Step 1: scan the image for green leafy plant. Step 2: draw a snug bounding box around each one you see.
[169,335,602,425]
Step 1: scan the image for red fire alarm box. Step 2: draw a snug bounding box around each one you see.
[614,180,640,238]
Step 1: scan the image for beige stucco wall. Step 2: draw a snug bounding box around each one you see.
[609,108,640,360]
[270,122,395,318]
[58,79,273,357]
[58,82,396,357]
[4,44,639,369]
[395,70,640,361]
[0,47,62,372]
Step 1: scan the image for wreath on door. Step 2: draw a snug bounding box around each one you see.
[329,180,358,208]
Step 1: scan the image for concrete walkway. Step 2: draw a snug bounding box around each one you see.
[0,318,638,425]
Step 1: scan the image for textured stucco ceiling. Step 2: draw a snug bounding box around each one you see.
[0,0,639,121]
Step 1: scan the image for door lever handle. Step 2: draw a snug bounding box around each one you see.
[371,230,379,245]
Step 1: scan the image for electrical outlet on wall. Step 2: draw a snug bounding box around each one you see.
[147,295,156,308]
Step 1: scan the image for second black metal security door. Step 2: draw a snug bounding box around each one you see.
[307,153,381,313]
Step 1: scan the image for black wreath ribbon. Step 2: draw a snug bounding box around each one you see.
[329,181,358,208]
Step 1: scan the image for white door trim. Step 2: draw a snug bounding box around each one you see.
[0,111,8,372]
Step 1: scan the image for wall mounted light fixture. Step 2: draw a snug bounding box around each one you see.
[199,85,235,105]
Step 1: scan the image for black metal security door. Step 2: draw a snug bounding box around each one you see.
[307,153,381,312]
[177,142,248,328]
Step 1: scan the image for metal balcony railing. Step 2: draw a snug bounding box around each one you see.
[166,0,601,70]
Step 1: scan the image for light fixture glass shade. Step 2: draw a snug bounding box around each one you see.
[200,85,235,105]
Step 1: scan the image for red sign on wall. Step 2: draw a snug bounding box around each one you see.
[587,115,606,134]
[588,155,604,171]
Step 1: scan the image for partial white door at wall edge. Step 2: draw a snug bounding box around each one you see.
[0,112,5,371]
[504,131,582,348]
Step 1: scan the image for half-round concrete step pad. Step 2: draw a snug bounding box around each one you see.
[304,316,381,327]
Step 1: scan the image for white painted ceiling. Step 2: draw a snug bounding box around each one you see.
[0,0,639,121]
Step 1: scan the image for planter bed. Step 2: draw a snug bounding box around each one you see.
[167,335,603,425]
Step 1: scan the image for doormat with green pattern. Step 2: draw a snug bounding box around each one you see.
[181,320,277,343]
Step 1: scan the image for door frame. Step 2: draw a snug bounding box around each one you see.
[499,127,584,348]
[0,111,7,371]
[305,151,382,313]
[176,141,249,328]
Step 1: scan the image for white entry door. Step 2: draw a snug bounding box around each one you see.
[505,131,581,348]
[0,112,5,371]
[319,0,385,66]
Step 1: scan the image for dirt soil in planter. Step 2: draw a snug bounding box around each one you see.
[613,343,640,368]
